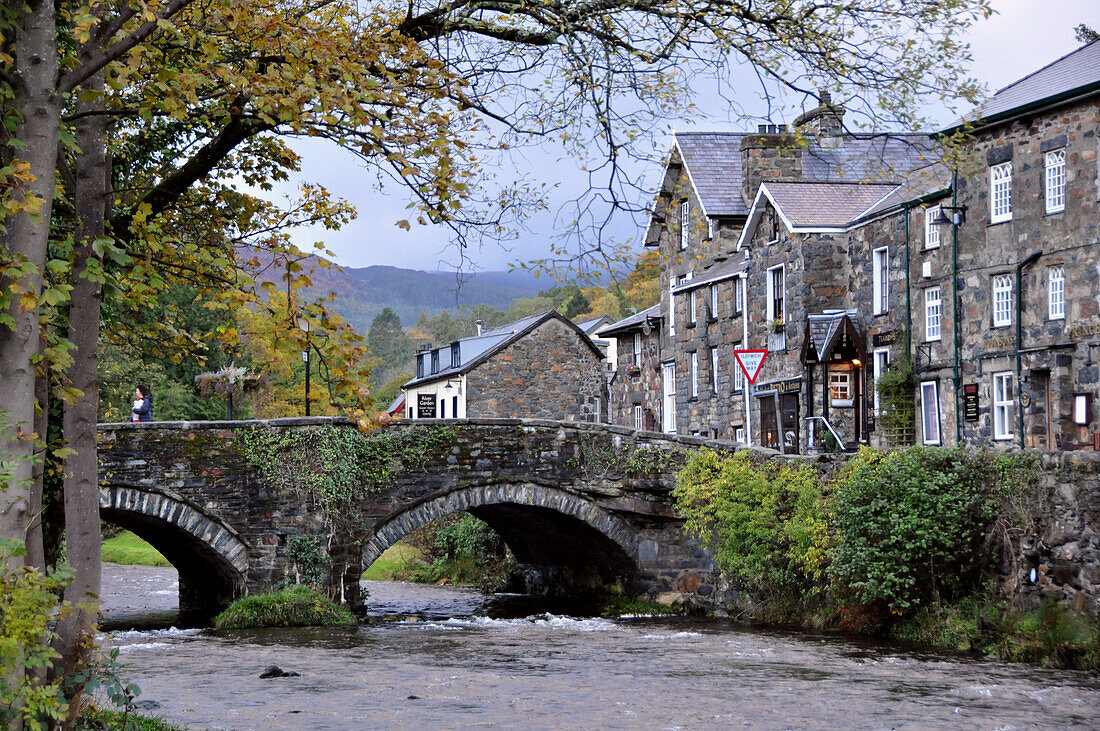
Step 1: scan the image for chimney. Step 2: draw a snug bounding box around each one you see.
[476,319,483,336]
[793,90,846,138]
[740,125,801,208]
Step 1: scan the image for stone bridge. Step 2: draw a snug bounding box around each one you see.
[97,418,741,622]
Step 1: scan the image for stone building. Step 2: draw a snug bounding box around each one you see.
[600,40,1100,453]
[402,310,606,422]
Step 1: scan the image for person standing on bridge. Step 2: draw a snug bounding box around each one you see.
[131,385,154,422]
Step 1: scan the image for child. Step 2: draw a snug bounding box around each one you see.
[131,385,154,422]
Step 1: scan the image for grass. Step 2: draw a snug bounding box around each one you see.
[362,542,423,581]
[102,531,170,567]
[77,709,185,730]
[213,586,357,629]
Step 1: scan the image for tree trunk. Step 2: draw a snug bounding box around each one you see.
[54,69,108,721]
[25,347,49,570]
[0,0,61,562]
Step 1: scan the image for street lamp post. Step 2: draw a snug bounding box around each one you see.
[297,316,311,416]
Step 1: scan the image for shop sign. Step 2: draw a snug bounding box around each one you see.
[1067,320,1100,339]
[755,377,802,394]
[963,383,979,422]
[872,331,897,347]
[417,393,437,418]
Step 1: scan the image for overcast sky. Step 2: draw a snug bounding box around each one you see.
[268,1,1100,275]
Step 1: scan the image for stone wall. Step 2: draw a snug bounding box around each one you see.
[464,318,606,421]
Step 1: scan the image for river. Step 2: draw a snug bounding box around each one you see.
[101,563,1100,729]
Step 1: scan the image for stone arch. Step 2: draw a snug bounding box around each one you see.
[99,485,249,623]
[362,483,640,595]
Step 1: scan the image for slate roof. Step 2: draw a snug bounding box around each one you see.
[950,39,1100,131]
[404,311,600,388]
[673,132,935,221]
[859,162,952,220]
[674,133,749,217]
[762,182,898,228]
[802,310,866,364]
[596,303,663,338]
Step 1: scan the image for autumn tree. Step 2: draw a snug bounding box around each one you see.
[367,307,413,386]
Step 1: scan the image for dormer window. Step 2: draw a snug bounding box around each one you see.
[417,355,425,379]
[450,342,461,369]
[431,349,440,374]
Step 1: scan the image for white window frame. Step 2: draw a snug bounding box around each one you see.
[633,404,644,431]
[662,363,677,434]
[689,290,697,325]
[872,348,890,416]
[709,284,718,319]
[993,274,1012,328]
[920,381,941,445]
[1048,266,1065,320]
[733,352,744,392]
[633,332,642,363]
[766,264,786,350]
[711,347,719,393]
[668,278,676,337]
[925,206,941,249]
[734,427,746,444]
[690,351,699,398]
[680,201,689,250]
[925,286,942,342]
[993,372,1014,441]
[872,246,889,315]
[734,276,745,315]
[594,397,602,424]
[990,162,1012,224]
[1045,149,1066,214]
[829,368,854,407]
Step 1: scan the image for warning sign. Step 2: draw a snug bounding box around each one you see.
[734,349,768,385]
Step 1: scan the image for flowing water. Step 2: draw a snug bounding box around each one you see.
[101,563,1100,730]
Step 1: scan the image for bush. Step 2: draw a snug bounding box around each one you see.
[674,449,829,601]
[829,447,1005,616]
[213,587,356,629]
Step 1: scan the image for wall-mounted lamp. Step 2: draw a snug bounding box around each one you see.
[641,317,653,336]
[931,205,968,227]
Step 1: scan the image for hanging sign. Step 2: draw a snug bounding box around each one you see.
[734,349,769,385]
[417,393,437,418]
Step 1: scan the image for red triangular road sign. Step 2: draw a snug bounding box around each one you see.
[734,349,768,385]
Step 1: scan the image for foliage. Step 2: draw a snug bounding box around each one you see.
[874,344,916,447]
[890,598,1100,671]
[0,540,69,729]
[366,308,413,388]
[829,447,1029,616]
[576,434,688,479]
[101,531,170,568]
[283,535,329,588]
[674,450,829,601]
[193,365,259,398]
[403,513,512,589]
[77,708,185,731]
[239,424,458,522]
[361,542,424,581]
[213,586,356,629]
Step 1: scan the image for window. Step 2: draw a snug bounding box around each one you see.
[734,427,746,444]
[1049,266,1065,320]
[633,332,642,363]
[733,276,745,315]
[452,395,458,418]
[711,347,719,393]
[450,342,461,369]
[925,286,942,342]
[872,348,890,416]
[733,355,744,392]
[829,368,853,407]
[709,284,718,319]
[689,290,697,325]
[925,206,941,249]
[872,246,889,315]
[440,399,446,419]
[690,351,699,398]
[993,274,1012,327]
[767,264,786,350]
[594,397,602,424]
[633,405,643,431]
[1045,149,1066,214]
[920,381,941,445]
[430,349,440,374]
[990,162,1012,223]
[416,355,425,379]
[680,201,689,250]
[662,363,677,434]
[993,372,1014,440]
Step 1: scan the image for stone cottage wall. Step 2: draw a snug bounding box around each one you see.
[464,318,606,421]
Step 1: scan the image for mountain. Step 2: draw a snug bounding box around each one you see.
[260,256,547,333]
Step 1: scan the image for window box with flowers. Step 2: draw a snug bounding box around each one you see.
[765,317,785,334]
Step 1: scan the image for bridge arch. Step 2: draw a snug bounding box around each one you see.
[363,484,640,595]
[99,485,249,623]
